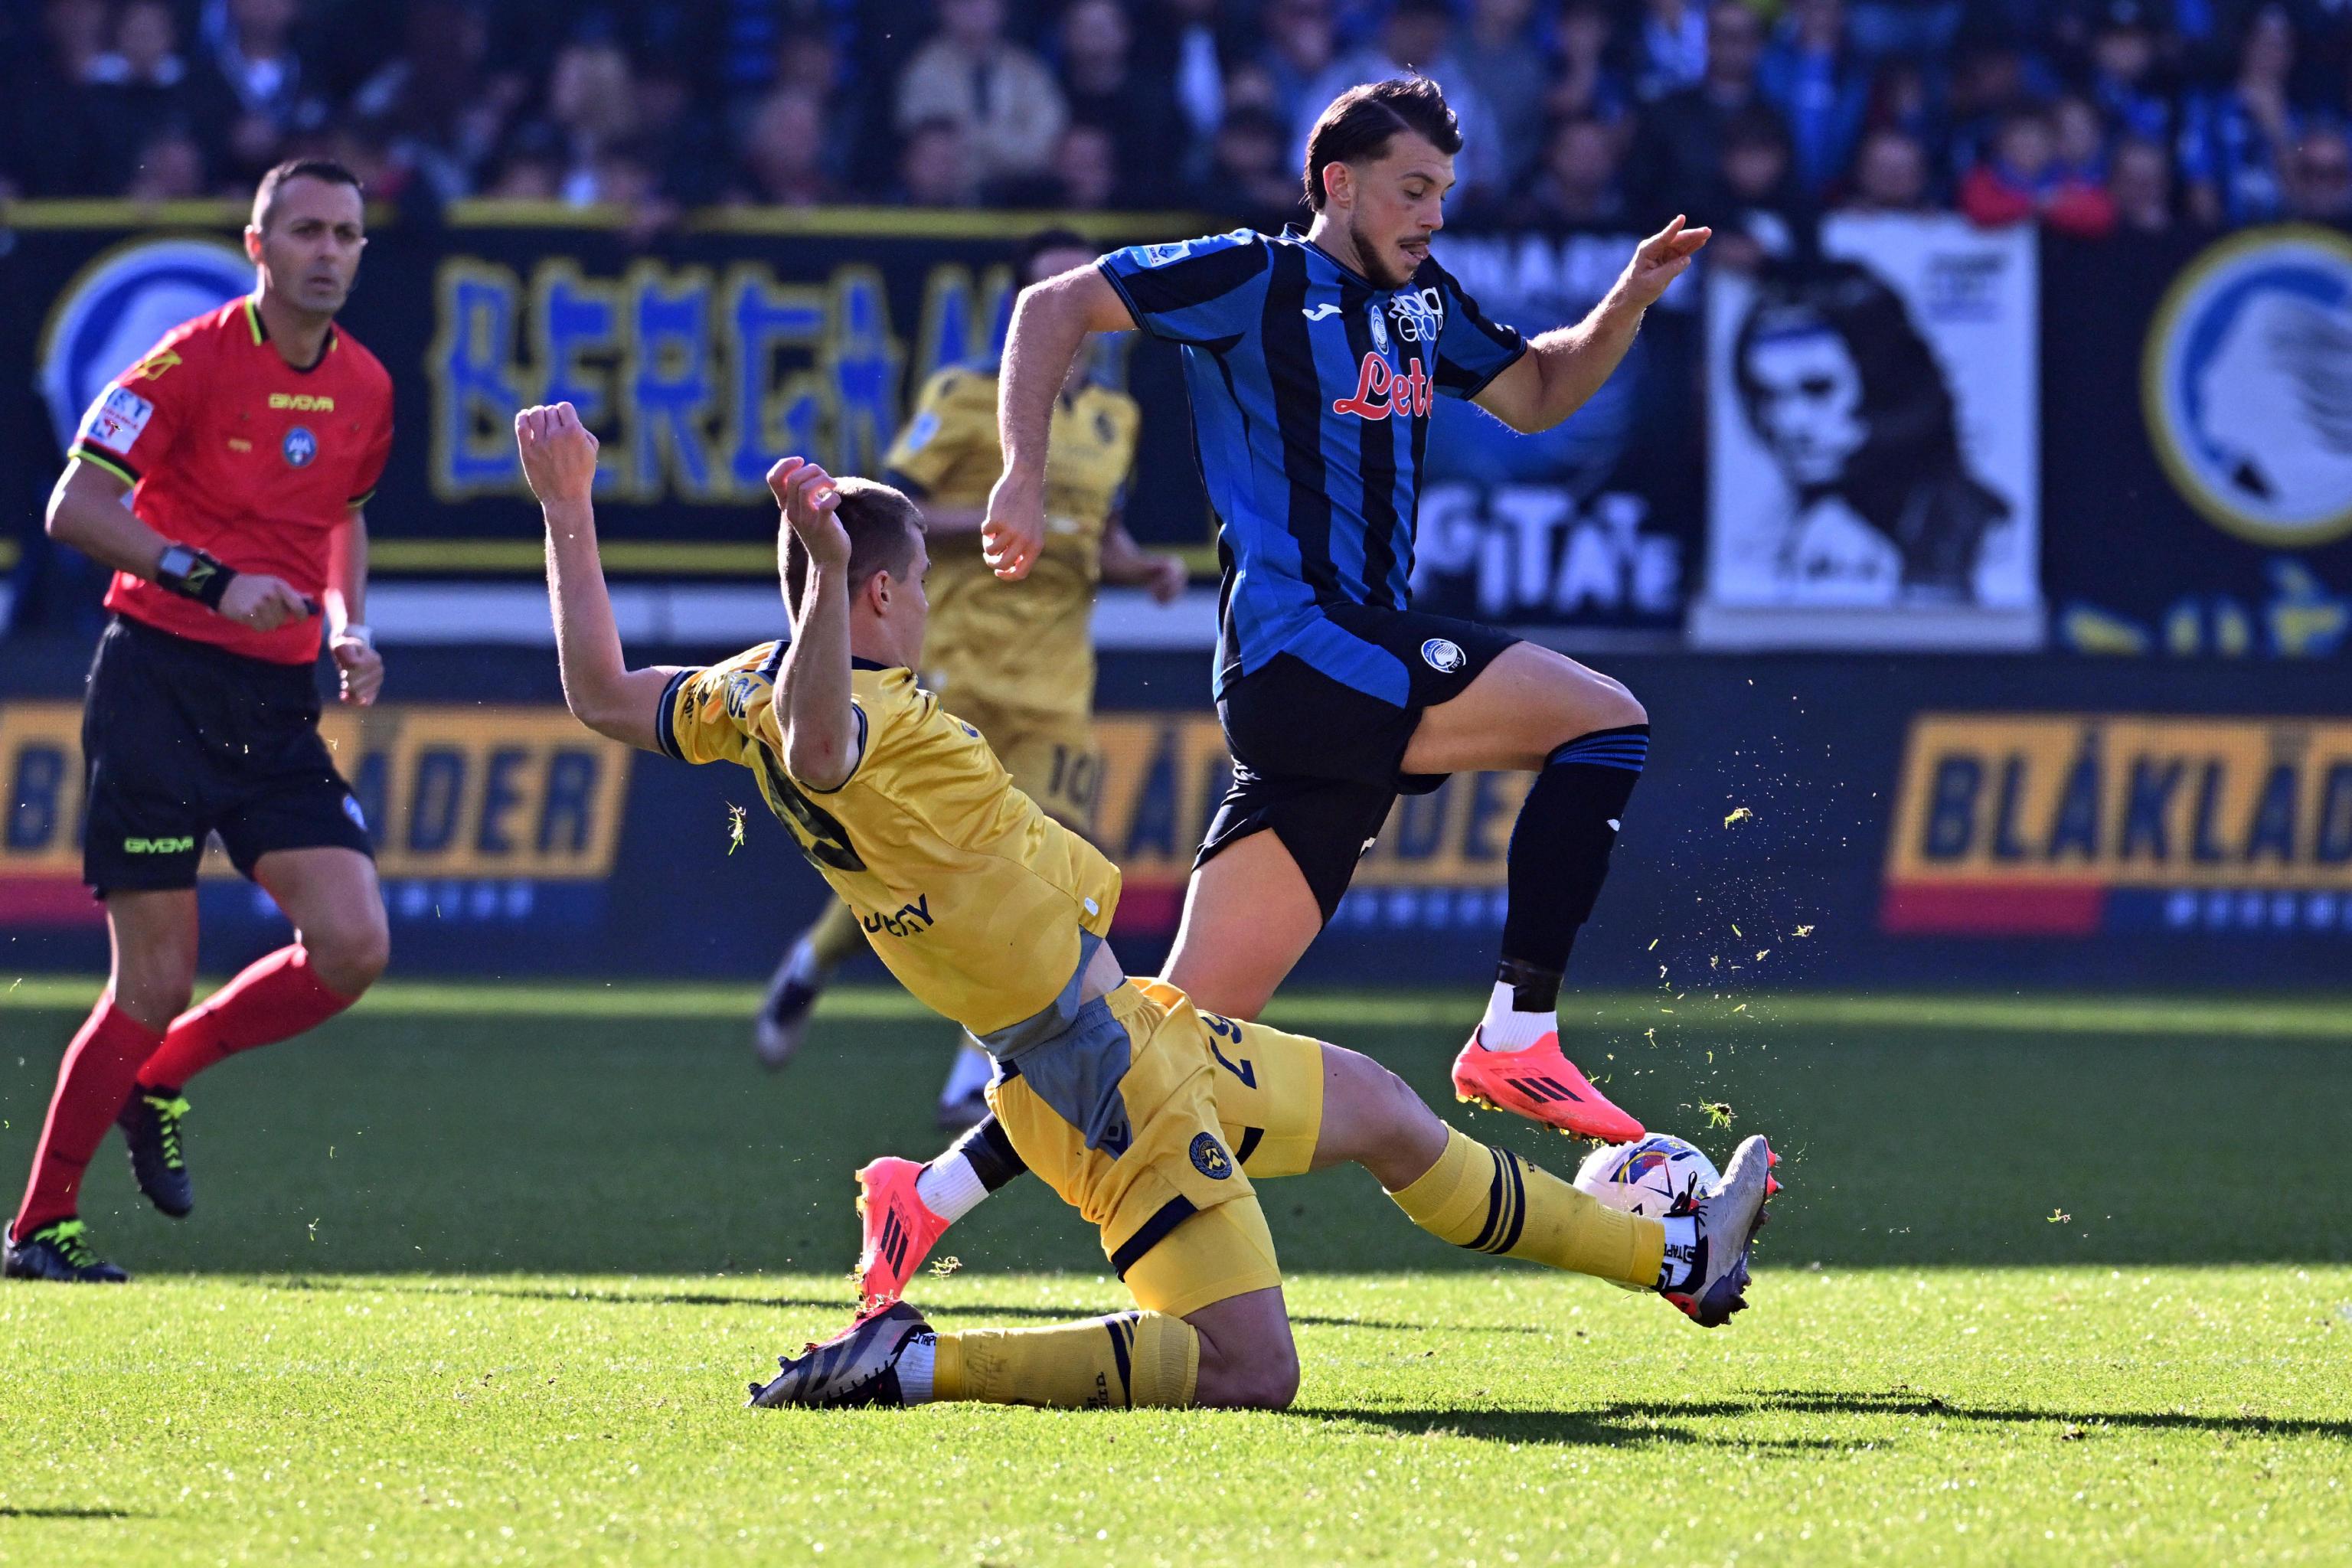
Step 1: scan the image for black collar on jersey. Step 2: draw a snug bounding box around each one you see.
[1285,224,1379,291]
[243,294,337,374]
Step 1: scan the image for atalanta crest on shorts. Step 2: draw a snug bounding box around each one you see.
[1421,637,1466,673]
[1189,1132,1233,1179]
[283,426,318,467]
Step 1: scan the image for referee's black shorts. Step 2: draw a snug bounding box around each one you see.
[80,615,373,896]
[1199,603,1521,923]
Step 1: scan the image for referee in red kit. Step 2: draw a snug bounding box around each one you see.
[5,160,394,1282]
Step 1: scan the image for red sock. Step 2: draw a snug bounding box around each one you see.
[13,998,164,1237]
[132,946,357,1093]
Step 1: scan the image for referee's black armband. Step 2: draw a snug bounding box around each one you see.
[155,544,237,609]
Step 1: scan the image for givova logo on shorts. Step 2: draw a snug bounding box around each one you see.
[122,835,195,854]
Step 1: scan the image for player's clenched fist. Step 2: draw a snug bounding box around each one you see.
[514,402,599,505]
[982,467,1045,581]
[767,456,849,567]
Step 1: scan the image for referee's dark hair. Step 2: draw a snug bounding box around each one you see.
[251,159,364,232]
[782,478,926,621]
[1303,77,1463,211]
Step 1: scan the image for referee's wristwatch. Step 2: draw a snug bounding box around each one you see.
[155,544,236,609]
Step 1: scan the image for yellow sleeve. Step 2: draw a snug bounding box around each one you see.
[654,646,782,767]
[884,369,995,498]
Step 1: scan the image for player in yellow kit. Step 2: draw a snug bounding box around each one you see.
[755,231,1188,1131]
[514,400,1774,1411]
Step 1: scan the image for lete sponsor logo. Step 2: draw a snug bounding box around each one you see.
[1881,714,2352,937]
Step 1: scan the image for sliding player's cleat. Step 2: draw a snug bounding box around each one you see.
[1765,1147,1782,1199]
[2,1220,129,1283]
[855,1157,949,1314]
[117,1089,194,1217]
[1450,1029,1645,1142]
[747,1301,931,1409]
[1661,1135,1775,1328]
[754,939,825,1071]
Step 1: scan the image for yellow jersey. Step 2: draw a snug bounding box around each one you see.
[657,645,1122,1037]
[884,361,1140,722]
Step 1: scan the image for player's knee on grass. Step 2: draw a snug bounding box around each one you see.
[1188,1289,1300,1410]
[1312,1044,1449,1191]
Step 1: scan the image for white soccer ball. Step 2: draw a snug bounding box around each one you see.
[1573,1135,1720,1218]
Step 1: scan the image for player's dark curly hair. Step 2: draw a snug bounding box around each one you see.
[782,477,926,622]
[1303,77,1462,211]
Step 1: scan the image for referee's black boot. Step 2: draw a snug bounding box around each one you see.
[4,1220,129,1283]
[117,1088,194,1218]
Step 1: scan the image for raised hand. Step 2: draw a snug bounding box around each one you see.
[1612,215,1712,313]
[514,402,600,506]
[766,456,850,567]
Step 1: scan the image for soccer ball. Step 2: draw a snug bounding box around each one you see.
[1573,1135,1720,1218]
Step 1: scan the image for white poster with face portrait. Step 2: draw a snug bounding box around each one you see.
[1691,215,2042,649]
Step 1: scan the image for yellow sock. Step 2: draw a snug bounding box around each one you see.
[1387,1125,1664,1289]
[808,898,866,970]
[933,1312,1198,1409]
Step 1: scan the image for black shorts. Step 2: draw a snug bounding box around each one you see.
[81,616,372,895]
[1200,604,1520,922]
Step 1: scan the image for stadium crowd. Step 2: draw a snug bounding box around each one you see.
[6,0,2352,237]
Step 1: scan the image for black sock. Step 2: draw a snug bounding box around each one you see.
[1498,724,1649,1011]
[952,1115,1029,1193]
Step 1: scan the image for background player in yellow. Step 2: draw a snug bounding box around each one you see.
[509,399,1776,1412]
[755,230,1189,1129]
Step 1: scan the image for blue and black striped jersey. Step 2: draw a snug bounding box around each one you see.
[1099,227,1526,701]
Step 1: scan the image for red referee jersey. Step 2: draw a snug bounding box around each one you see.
[68,294,394,665]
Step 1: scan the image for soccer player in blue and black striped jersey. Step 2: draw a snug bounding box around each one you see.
[848,76,1712,1310]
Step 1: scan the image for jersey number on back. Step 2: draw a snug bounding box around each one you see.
[756,745,866,873]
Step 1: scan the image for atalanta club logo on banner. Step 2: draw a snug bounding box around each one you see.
[2145,227,2352,548]
[283,426,318,467]
[36,237,250,456]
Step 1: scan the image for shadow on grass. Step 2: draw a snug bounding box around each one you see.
[259,1276,1546,1335]
[0,1507,144,1520]
[1324,1389,2352,1447]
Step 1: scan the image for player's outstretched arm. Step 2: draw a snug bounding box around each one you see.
[767,457,860,792]
[1472,215,1710,435]
[518,402,679,753]
[985,263,1135,581]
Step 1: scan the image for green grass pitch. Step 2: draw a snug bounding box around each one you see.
[4,982,2350,1565]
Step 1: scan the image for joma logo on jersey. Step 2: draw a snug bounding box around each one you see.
[122,835,195,854]
[268,393,335,412]
[864,895,934,938]
[1333,353,1432,421]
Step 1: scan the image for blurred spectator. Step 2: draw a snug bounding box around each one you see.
[1712,106,1809,265]
[1303,0,1505,198]
[1547,0,1632,126]
[1455,0,1554,188]
[1759,0,1872,198]
[7,0,119,195]
[2051,93,2110,183]
[197,0,330,184]
[733,88,839,205]
[484,122,563,198]
[89,1,215,190]
[1059,0,1182,203]
[1050,122,1120,210]
[2180,4,2304,226]
[1261,0,1340,120]
[348,0,520,203]
[1945,38,2049,173]
[1843,125,1932,211]
[1132,0,1241,152]
[2082,2,2175,145]
[1193,103,1302,222]
[896,0,1068,188]
[2107,133,2175,232]
[125,126,208,201]
[897,114,980,205]
[1626,0,1775,221]
[1959,106,2117,237]
[1845,0,1965,63]
[2287,125,2352,220]
[1498,114,1628,224]
[1634,0,1710,102]
[546,41,640,204]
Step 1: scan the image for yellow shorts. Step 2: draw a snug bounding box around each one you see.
[943,692,1100,834]
[987,978,1328,1318]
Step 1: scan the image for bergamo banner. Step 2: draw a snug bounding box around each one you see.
[1693,215,2042,650]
